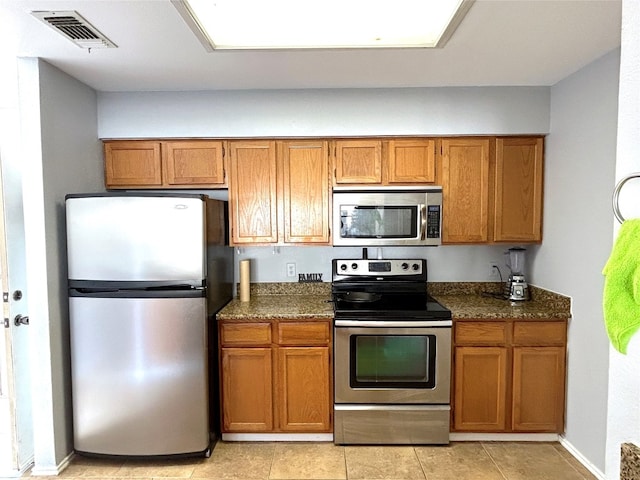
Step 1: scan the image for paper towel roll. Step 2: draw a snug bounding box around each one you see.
[240,259,250,302]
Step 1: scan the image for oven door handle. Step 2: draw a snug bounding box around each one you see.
[419,204,427,240]
[334,319,452,328]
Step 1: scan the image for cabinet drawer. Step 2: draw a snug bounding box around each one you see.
[277,321,330,346]
[513,322,566,346]
[455,321,508,345]
[220,322,272,346]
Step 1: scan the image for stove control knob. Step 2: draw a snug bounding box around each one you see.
[351,263,358,270]
[339,263,347,271]
[401,262,409,270]
[412,263,420,271]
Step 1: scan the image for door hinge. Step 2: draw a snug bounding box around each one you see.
[3,318,9,328]
[2,292,8,302]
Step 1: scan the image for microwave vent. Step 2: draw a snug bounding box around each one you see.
[31,11,117,49]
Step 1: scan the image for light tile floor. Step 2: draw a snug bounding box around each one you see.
[37,441,598,480]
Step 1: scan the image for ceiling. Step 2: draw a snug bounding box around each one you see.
[0,0,622,92]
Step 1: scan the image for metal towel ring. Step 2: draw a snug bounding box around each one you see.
[612,172,640,223]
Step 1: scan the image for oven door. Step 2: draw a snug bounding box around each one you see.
[334,320,451,405]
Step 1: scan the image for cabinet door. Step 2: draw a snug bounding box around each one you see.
[279,141,330,244]
[228,141,278,244]
[388,139,436,184]
[104,141,162,188]
[276,347,331,432]
[453,346,508,431]
[163,140,226,187]
[441,138,491,243]
[221,347,273,432]
[334,140,382,184]
[512,346,565,432]
[494,137,543,242]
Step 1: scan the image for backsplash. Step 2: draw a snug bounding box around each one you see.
[233,244,514,284]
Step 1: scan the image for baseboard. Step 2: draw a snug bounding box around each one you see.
[0,462,32,478]
[559,436,606,480]
[30,451,75,477]
[450,433,560,442]
[222,433,334,442]
[0,451,34,478]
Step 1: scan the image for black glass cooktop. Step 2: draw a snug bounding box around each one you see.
[332,291,452,320]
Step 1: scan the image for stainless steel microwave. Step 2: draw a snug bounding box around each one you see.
[332,187,442,246]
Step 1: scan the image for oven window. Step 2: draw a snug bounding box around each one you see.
[339,206,418,239]
[350,334,437,388]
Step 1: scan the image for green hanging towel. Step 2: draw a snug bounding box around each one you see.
[602,218,640,354]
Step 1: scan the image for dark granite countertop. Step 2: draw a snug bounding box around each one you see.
[216,282,333,320]
[430,282,571,320]
[216,281,571,321]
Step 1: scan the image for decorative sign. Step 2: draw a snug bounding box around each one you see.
[298,273,323,283]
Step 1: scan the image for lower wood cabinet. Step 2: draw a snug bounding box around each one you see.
[453,319,567,433]
[454,346,508,431]
[219,318,332,434]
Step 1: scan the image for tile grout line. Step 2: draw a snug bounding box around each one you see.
[343,445,349,480]
[268,443,277,480]
[480,442,510,480]
[551,445,594,480]
[412,446,429,480]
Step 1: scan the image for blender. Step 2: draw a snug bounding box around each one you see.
[504,247,530,301]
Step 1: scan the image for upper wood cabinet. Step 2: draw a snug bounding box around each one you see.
[334,139,382,184]
[104,140,163,188]
[279,140,331,244]
[228,140,331,246]
[440,138,492,243]
[228,140,279,244]
[440,136,544,244]
[388,139,437,184]
[333,138,437,186]
[163,140,226,187]
[103,140,227,189]
[493,137,544,242]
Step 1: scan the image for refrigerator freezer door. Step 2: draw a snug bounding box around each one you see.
[69,295,209,456]
[66,195,206,283]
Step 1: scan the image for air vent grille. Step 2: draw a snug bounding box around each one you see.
[31,11,117,49]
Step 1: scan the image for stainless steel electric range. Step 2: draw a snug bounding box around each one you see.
[331,258,452,445]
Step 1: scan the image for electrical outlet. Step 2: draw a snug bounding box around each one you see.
[286,263,296,277]
[488,263,501,280]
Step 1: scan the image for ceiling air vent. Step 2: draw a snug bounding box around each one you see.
[31,11,117,49]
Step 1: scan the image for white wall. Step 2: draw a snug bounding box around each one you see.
[605,1,640,478]
[530,49,620,476]
[98,86,551,284]
[97,87,550,138]
[18,58,103,474]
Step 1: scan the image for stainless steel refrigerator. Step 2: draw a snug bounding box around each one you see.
[66,193,233,457]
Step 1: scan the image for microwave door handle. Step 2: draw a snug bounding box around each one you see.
[420,204,427,240]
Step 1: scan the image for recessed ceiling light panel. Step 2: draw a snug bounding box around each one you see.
[173,0,474,51]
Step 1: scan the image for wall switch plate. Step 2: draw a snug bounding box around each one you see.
[286,263,296,277]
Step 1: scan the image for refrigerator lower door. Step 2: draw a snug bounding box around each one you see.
[69,295,209,456]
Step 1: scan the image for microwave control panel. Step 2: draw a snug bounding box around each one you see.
[426,205,441,238]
